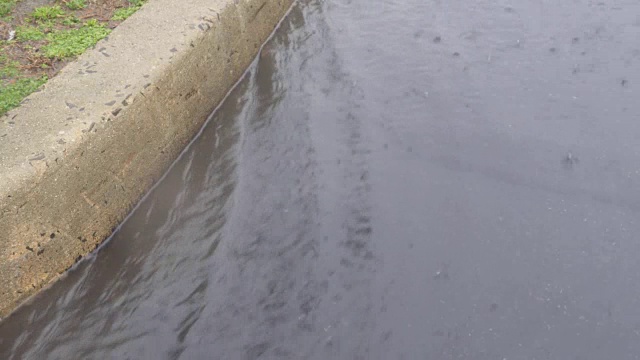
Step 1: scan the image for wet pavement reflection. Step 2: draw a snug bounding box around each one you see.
[3,0,640,358]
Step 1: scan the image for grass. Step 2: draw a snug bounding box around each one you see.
[112,0,146,20]
[62,15,80,26]
[64,0,86,10]
[31,5,65,22]
[0,59,19,78]
[111,6,138,20]
[0,0,149,116]
[42,22,111,59]
[112,0,147,21]
[0,0,16,17]
[0,76,47,115]
[15,25,45,41]
[0,65,19,78]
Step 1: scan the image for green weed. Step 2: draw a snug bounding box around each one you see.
[0,61,19,78]
[37,20,57,32]
[0,76,48,115]
[112,6,138,21]
[64,0,86,10]
[62,15,80,26]
[15,26,45,41]
[0,0,16,18]
[42,22,110,59]
[112,0,146,21]
[31,5,65,22]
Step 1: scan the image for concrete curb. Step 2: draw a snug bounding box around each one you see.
[0,0,293,317]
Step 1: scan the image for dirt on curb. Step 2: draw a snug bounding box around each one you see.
[0,0,146,115]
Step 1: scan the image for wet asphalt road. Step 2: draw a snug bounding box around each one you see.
[3,0,640,358]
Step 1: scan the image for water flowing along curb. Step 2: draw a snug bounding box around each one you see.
[0,0,294,318]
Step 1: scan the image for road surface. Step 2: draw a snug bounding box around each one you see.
[2,0,640,358]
